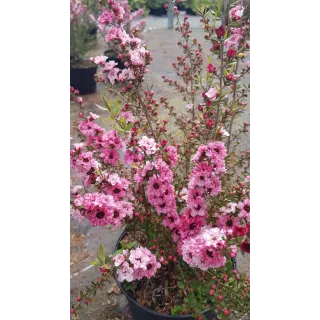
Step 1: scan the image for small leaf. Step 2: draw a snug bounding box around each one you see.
[101,94,110,111]
[113,249,124,256]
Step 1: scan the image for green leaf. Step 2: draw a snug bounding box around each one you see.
[113,249,124,256]
[101,94,110,111]
[126,241,137,249]
[125,123,134,131]
[90,260,100,266]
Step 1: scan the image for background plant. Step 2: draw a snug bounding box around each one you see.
[70,0,97,62]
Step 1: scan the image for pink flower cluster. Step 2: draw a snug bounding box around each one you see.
[237,198,250,221]
[97,172,134,202]
[91,0,150,87]
[224,34,243,49]
[73,192,133,228]
[97,1,125,30]
[70,143,99,179]
[138,136,158,156]
[70,0,86,23]
[181,227,228,270]
[185,142,227,217]
[113,247,161,282]
[78,113,124,166]
[229,5,244,21]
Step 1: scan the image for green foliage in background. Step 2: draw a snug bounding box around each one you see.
[70,15,96,62]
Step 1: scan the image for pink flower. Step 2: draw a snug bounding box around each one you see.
[129,247,150,269]
[181,227,227,270]
[113,250,128,267]
[138,136,158,156]
[237,198,250,221]
[90,55,108,65]
[108,67,120,84]
[102,149,119,165]
[130,50,144,66]
[104,60,118,71]
[225,34,243,49]
[229,5,243,21]
[106,173,121,186]
[205,88,218,101]
[117,261,134,282]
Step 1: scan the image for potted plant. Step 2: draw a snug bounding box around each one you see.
[70,0,98,94]
[71,0,250,319]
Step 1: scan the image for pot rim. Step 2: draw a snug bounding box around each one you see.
[114,230,214,319]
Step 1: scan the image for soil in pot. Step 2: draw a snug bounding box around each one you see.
[70,59,97,95]
[114,231,217,320]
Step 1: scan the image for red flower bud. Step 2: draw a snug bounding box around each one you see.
[227,48,237,58]
[206,119,214,128]
[207,63,216,73]
[226,74,235,81]
[70,308,75,314]
[217,295,223,301]
[215,26,225,37]
[161,140,167,147]
[223,309,230,316]
[76,296,82,302]
[100,266,107,273]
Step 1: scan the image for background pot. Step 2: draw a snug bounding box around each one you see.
[149,7,165,16]
[70,65,97,95]
[114,231,217,320]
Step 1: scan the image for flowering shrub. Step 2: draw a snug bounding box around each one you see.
[71,0,250,319]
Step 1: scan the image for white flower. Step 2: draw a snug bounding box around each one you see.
[218,126,230,136]
[185,104,194,111]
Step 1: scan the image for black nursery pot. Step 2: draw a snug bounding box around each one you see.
[149,7,165,16]
[70,65,97,95]
[114,231,217,320]
[89,26,98,35]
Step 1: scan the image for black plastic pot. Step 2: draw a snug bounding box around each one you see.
[89,26,98,35]
[149,7,165,16]
[70,65,97,95]
[114,231,217,320]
